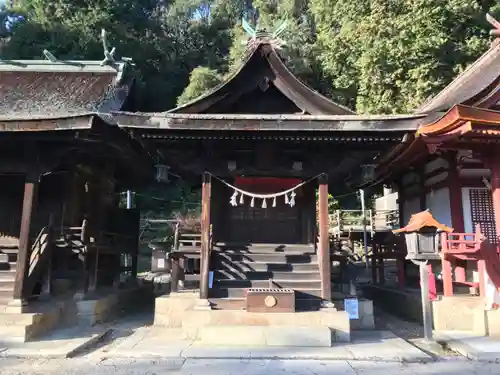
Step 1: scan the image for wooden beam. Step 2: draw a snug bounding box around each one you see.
[200,172,212,300]
[13,172,39,303]
[318,174,331,301]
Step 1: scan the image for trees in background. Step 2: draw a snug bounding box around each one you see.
[2,0,499,114]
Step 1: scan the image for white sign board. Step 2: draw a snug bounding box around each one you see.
[344,298,359,320]
[157,258,165,269]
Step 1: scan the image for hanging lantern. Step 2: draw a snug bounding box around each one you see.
[361,164,376,183]
[155,164,170,183]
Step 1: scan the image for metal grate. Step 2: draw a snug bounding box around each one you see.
[469,189,497,244]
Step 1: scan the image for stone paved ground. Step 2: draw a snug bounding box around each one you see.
[1,357,500,375]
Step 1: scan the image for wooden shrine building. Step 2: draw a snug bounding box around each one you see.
[115,34,426,311]
[364,16,500,334]
[0,55,153,317]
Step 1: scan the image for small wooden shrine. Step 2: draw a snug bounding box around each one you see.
[115,30,426,310]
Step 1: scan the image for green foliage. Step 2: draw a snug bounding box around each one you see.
[177,66,223,106]
[311,0,500,113]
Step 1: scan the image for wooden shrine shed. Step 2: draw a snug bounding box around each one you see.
[0,57,154,313]
[115,36,427,310]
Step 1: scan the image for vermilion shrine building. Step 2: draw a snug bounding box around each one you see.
[369,21,500,334]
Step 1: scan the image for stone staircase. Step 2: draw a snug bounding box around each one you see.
[209,243,323,310]
[0,238,19,310]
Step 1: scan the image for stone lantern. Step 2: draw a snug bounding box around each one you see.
[393,210,453,261]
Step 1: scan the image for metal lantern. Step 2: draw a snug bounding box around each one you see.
[155,164,170,183]
[361,164,376,183]
[393,210,453,261]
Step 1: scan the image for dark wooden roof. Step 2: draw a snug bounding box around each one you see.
[114,112,428,134]
[417,40,500,114]
[169,43,355,115]
[0,60,132,121]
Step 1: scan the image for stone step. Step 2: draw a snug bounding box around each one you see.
[214,260,319,272]
[215,252,317,264]
[0,253,17,263]
[214,243,315,254]
[0,324,29,342]
[0,262,17,271]
[214,269,321,281]
[0,270,16,279]
[0,280,15,291]
[210,287,323,299]
[210,298,245,311]
[195,325,333,347]
[214,279,322,290]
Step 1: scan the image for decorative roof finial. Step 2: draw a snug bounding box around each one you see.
[241,19,287,50]
[100,28,116,66]
[43,49,57,62]
[487,13,500,37]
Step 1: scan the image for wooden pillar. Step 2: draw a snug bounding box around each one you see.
[199,172,212,301]
[488,153,500,240]
[12,173,39,304]
[441,232,454,297]
[395,178,406,289]
[448,153,467,283]
[371,243,378,284]
[318,174,331,301]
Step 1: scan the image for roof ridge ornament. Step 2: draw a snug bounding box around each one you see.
[241,19,287,50]
[487,13,500,37]
[100,28,117,66]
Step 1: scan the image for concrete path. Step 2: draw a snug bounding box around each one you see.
[436,331,500,362]
[0,325,112,358]
[94,329,432,363]
[1,356,499,375]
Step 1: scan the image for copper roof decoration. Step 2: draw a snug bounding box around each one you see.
[242,19,287,51]
[393,210,453,234]
[0,29,134,121]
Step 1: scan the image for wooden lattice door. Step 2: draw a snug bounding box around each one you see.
[469,189,497,244]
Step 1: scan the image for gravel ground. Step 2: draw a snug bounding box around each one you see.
[374,308,460,357]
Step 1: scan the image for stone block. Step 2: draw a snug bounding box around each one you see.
[433,296,486,335]
[198,326,267,346]
[265,326,333,347]
[486,309,500,337]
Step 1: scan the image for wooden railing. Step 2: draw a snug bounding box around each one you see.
[330,209,399,234]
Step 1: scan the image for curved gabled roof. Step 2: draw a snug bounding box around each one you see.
[169,43,355,115]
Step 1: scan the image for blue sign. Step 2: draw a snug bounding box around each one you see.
[344,298,359,320]
[208,271,214,289]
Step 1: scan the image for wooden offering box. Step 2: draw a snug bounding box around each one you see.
[245,288,295,313]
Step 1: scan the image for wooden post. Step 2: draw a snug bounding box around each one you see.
[396,178,407,289]
[488,153,500,241]
[441,232,454,297]
[318,174,331,301]
[171,257,180,293]
[371,243,378,284]
[448,153,466,283]
[40,214,54,298]
[12,173,39,305]
[199,172,212,301]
